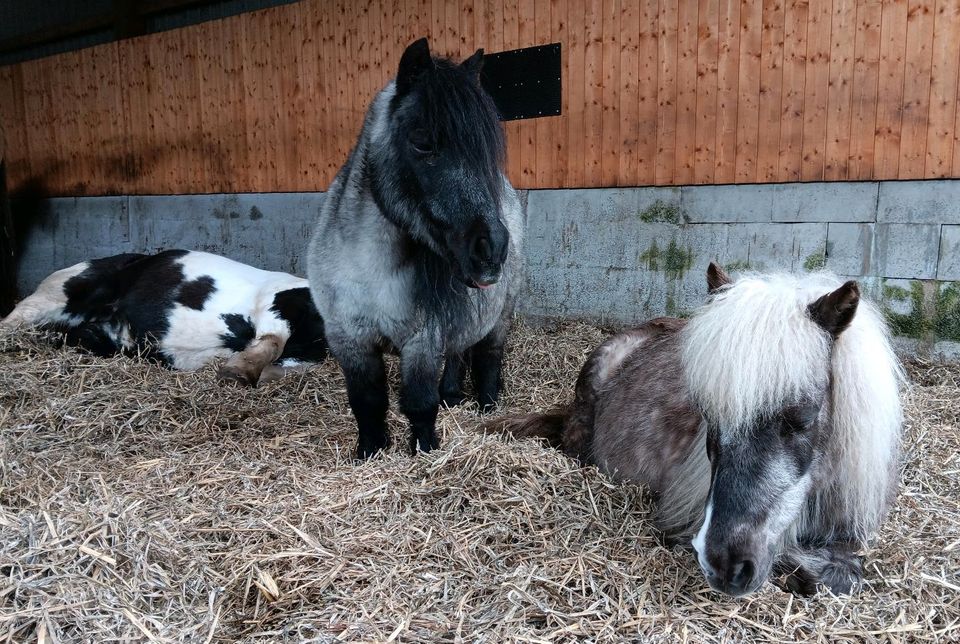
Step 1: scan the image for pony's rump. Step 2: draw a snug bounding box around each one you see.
[478,408,569,448]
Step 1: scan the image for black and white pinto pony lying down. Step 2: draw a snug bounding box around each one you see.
[1,250,328,386]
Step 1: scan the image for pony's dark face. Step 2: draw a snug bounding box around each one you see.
[689,265,861,596]
[376,38,508,289]
[692,399,826,596]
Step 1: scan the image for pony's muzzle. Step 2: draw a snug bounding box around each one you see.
[466,220,508,287]
[696,541,762,597]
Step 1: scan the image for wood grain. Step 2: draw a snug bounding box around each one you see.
[1,0,960,194]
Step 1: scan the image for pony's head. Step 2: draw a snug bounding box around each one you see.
[369,38,508,289]
[682,263,882,596]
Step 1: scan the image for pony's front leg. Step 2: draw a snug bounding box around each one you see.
[439,352,468,407]
[332,338,390,460]
[400,334,444,454]
[470,316,509,413]
[776,543,863,596]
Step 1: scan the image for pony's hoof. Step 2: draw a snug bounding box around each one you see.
[355,443,384,461]
[820,553,863,595]
[218,366,255,387]
[408,433,440,455]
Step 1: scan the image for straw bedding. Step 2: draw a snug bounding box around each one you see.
[0,321,957,643]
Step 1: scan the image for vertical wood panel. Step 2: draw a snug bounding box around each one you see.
[534,0,554,185]
[637,0,659,185]
[756,0,785,182]
[735,0,762,181]
[777,0,807,182]
[655,0,679,184]
[694,0,719,184]
[583,0,604,184]
[501,0,522,185]
[517,0,537,186]
[714,0,740,183]
[924,0,960,177]
[824,0,858,180]
[800,0,832,180]
[600,0,621,183]
[898,0,935,178]
[848,0,883,180]
[618,0,640,185]
[875,0,909,178]
[565,0,586,187]
[549,0,568,186]
[675,0,698,183]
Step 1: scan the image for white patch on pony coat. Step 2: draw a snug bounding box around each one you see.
[692,502,713,572]
[680,272,903,546]
[594,333,650,387]
[160,252,306,370]
[1,261,89,327]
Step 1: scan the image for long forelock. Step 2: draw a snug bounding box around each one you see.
[681,271,904,546]
[410,58,506,202]
[681,274,835,435]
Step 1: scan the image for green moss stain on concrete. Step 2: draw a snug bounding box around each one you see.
[879,280,960,343]
[724,259,754,273]
[639,239,662,271]
[639,237,695,279]
[638,199,685,224]
[664,238,695,279]
[882,281,927,340]
[803,251,826,271]
[935,282,960,342]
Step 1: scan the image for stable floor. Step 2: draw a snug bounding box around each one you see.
[0,322,956,642]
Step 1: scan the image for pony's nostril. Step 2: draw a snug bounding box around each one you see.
[472,235,492,263]
[728,558,755,591]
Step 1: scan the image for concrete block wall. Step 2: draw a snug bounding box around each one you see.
[523,181,960,358]
[11,179,960,358]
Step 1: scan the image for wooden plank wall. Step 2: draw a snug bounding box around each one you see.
[1,0,960,196]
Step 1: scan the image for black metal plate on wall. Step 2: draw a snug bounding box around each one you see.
[481,43,562,121]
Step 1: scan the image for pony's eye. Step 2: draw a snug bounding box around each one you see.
[781,404,819,435]
[409,129,435,155]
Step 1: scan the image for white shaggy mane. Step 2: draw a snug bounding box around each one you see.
[681,272,904,543]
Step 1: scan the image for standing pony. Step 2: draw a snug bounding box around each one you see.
[307,38,523,458]
[486,264,903,596]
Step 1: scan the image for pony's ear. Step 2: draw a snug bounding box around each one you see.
[396,38,434,96]
[461,48,485,77]
[706,262,732,293]
[808,281,860,337]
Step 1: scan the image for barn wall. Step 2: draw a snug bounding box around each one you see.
[13,180,960,357]
[2,0,960,196]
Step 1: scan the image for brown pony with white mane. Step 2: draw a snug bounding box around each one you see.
[486,263,904,596]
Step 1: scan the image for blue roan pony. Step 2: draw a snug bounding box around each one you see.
[307,38,524,458]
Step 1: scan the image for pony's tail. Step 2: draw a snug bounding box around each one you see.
[478,407,570,449]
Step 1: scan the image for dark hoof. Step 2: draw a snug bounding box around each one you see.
[355,437,389,461]
[218,366,255,387]
[408,433,440,455]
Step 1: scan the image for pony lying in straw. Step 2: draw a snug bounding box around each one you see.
[485,263,903,596]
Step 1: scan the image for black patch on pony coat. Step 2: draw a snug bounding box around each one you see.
[176,275,216,310]
[58,250,197,363]
[219,313,256,352]
[269,287,328,363]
